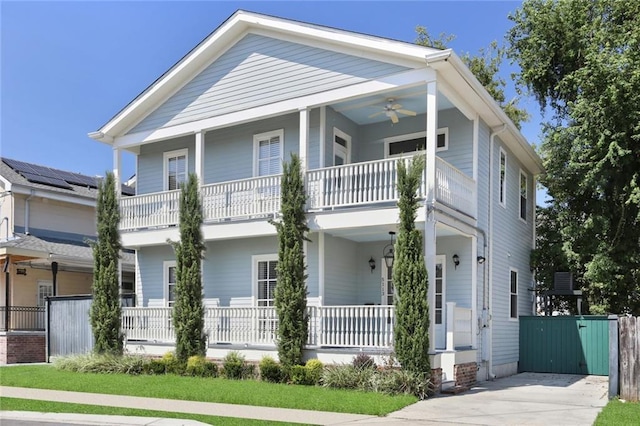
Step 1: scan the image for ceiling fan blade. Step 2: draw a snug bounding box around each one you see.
[397,109,417,116]
[390,111,399,124]
[368,111,385,118]
[391,104,402,110]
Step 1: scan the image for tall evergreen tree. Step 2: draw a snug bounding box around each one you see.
[271,154,309,368]
[170,173,206,361]
[393,155,430,374]
[90,172,123,355]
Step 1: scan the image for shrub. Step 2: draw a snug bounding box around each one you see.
[162,352,186,375]
[289,365,312,385]
[305,359,324,385]
[222,351,253,379]
[259,356,283,383]
[352,354,376,370]
[144,359,167,375]
[185,355,218,377]
[371,369,432,399]
[54,353,146,375]
[321,364,374,391]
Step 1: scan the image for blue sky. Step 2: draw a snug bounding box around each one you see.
[1,0,543,192]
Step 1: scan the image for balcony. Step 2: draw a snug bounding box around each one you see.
[119,156,476,232]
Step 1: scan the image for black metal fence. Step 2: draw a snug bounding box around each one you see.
[0,306,46,331]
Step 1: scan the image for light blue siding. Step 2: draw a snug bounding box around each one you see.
[130,34,409,134]
[324,107,360,166]
[323,234,358,305]
[306,233,319,298]
[437,236,472,309]
[438,109,473,176]
[137,244,174,306]
[137,135,195,194]
[356,241,387,305]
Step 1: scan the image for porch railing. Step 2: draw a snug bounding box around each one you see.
[122,305,395,349]
[0,306,46,331]
[120,189,180,231]
[435,157,476,217]
[201,175,281,223]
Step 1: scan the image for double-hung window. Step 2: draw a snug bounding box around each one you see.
[254,255,278,306]
[519,170,528,221]
[164,261,177,307]
[37,281,53,307]
[385,128,449,158]
[510,269,518,319]
[254,130,283,177]
[499,148,507,207]
[164,149,188,191]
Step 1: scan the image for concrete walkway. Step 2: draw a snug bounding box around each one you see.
[1,373,609,425]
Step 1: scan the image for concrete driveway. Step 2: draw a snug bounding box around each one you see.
[353,372,609,425]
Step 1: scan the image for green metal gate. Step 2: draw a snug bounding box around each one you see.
[519,316,609,375]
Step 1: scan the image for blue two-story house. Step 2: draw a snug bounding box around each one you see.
[90,10,543,386]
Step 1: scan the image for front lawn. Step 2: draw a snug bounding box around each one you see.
[0,397,300,425]
[593,399,640,425]
[0,365,416,416]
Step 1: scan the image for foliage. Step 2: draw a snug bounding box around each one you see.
[370,369,432,400]
[3,365,417,415]
[161,352,186,375]
[89,172,123,355]
[169,173,207,360]
[508,0,640,314]
[352,354,376,370]
[289,365,313,385]
[321,364,375,391]
[270,153,309,368]
[222,351,254,380]
[594,399,640,426]
[143,360,166,375]
[393,155,430,374]
[259,356,283,383]
[304,359,324,385]
[415,28,529,128]
[186,355,218,377]
[53,353,145,375]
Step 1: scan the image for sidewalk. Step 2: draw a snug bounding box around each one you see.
[0,386,376,425]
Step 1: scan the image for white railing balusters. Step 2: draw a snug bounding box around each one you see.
[435,157,476,217]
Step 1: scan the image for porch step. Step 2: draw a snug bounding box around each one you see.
[441,385,469,395]
[441,379,455,391]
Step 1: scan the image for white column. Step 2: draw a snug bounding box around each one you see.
[446,301,456,351]
[319,106,326,168]
[318,231,325,305]
[112,148,122,194]
[195,130,205,184]
[425,80,438,354]
[299,107,309,172]
[471,235,478,349]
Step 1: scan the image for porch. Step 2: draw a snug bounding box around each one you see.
[121,303,472,352]
[119,156,476,232]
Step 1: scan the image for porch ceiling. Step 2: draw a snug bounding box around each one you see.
[324,222,460,243]
[331,88,455,125]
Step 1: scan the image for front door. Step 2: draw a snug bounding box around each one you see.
[434,256,446,349]
[333,128,351,166]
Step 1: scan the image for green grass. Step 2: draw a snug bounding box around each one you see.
[594,399,640,425]
[0,365,416,416]
[0,397,301,425]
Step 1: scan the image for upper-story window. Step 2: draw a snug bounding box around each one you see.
[333,128,351,166]
[519,170,528,221]
[385,128,448,158]
[499,148,507,207]
[509,268,518,319]
[164,149,188,191]
[254,130,284,176]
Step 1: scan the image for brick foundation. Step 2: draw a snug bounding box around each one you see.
[0,332,46,364]
[454,361,477,389]
[430,367,443,393]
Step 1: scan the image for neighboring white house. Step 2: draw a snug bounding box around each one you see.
[90,11,543,385]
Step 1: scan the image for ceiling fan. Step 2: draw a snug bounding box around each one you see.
[368,98,417,124]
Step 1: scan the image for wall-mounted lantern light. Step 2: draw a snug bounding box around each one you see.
[368,257,376,272]
[383,231,396,269]
[453,253,460,269]
[477,256,486,264]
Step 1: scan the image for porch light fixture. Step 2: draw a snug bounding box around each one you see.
[383,232,396,269]
[477,256,486,264]
[453,254,460,269]
[368,257,376,272]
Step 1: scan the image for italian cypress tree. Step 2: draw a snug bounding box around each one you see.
[271,154,309,368]
[393,155,430,374]
[170,173,206,361]
[90,172,123,355]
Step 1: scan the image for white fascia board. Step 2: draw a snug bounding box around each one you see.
[113,67,436,149]
[0,246,48,259]
[9,185,96,207]
[430,51,544,175]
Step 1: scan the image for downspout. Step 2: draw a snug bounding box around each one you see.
[25,189,35,235]
[487,124,507,380]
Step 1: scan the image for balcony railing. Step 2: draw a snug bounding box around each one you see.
[0,306,46,331]
[119,156,476,231]
[122,304,472,350]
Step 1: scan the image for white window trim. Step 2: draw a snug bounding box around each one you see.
[253,129,284,177]
[384,128,448,158]
[163,148,188,191]
[252,254,278,306]
[435,254,446,325]
[333,127,351,165]
[519,169,528,223]
[163,260,177,307]
[509,267,518,321]
[499,148,507,208]
[37,280,53,307]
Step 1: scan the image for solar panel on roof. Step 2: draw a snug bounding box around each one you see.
[3,158,39,175]
[20,172,73,189]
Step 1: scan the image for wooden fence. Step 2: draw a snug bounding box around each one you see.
[618,316,639,402]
